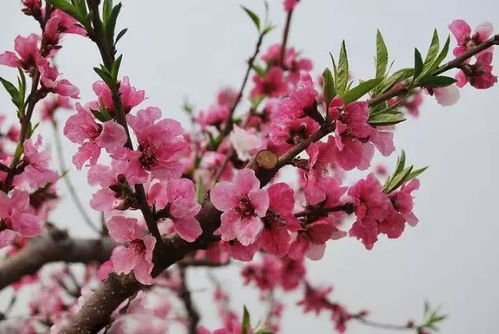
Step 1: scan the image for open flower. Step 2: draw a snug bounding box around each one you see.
[148,178,202,242]
[449,20,494,57]
[0,190,42,239]
[119,107,188,181]
[107,216,156,285]
[211,168,269,246]
[64,103,127,169]
[329,97,394,170]
[15,136,59,189]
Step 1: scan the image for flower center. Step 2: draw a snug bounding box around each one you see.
[139,142,158,170]
[129,239,146,255]
[235,196,256,219]
[286,123,308,145]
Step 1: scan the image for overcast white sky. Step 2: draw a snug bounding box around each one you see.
[1,1,499,333]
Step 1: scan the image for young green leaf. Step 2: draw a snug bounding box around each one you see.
[375,30,388,79]
[261,24,275,37]
[322,68,336,106]
[0,76,20,106]
[424,29,440,68]
[336,41,349,95]
[17,68,26,107]
[394,150,406,175]
[406,166,428,181]
[104,3,122,45]
[241,6,260,31]
[420,75,456,87]
[196,177,206,204]
[111,54,123,80]
[430,36,451,72]
[242,306,251,334]
[103,0,113,23]
[385,166,413,193]
[115,28,128,45]
[378,68,414,94]
[342,78,381,104]
[47,0,84,23]
[414,48,424,79]
[368,111,405,126]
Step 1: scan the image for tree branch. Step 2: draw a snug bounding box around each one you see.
[178,266,200,334]
[367,33,499,107]
[0,235,115,291]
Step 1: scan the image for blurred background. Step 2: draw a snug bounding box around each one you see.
[1,0,498,333]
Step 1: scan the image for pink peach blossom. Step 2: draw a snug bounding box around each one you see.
[148,178,202,242]
[211,168,269,246]
[107,216,156,285]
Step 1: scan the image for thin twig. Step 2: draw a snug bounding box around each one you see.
[178,266,200,334]
[280,10,294,67]
[52,121,99,233]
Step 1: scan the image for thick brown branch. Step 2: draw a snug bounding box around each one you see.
[0,235,115,290]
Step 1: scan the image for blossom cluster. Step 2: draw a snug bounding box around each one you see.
[0,0,496,333]
[0,3,81,249]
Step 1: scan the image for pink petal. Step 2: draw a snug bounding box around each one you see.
[11,212,42,237]
[475,22,493,41]
[107,216,138,242]
[0,51,20,67]
[235,216,263,246]
[233,168,260,194]
[173,217,202,242]
[216,210,241,241]
[210,182,239,211]
[95,121,127,153]
[248,188,269,217]
[133,258,154,285]
[0,229,16,248]
[305,243,326,260]
[72,142,100,169]
[449,19,471,44]
[433,85,460,106]
[111,246,136,274]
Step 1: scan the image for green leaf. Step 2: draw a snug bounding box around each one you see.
[322,68,336,106]
[242,306,251,334]
[336,41,349,95]
[406,166,428,181]
[0,76,20,106]
[414,48,424,79]
[17,68,26,107]
[420,75,456,87]
[104,3,122,45]
[241,6,260,31]
[196,177,206,204]
[115,28,128,45]
[424,29,440,68]
[251,63,266,77]
[343,78,381,104]
[375,30,388,79]
[368,111,405,126]
[378,68,414,94]
[261,24,275,37]
[28,122,40,138]
[385,166,413,193]
[394,150,406,175]
[93,66,115,88]
[103,0,113,23]
[431,36,451,72]
[111,55,123,80]
[47,0,84,23]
